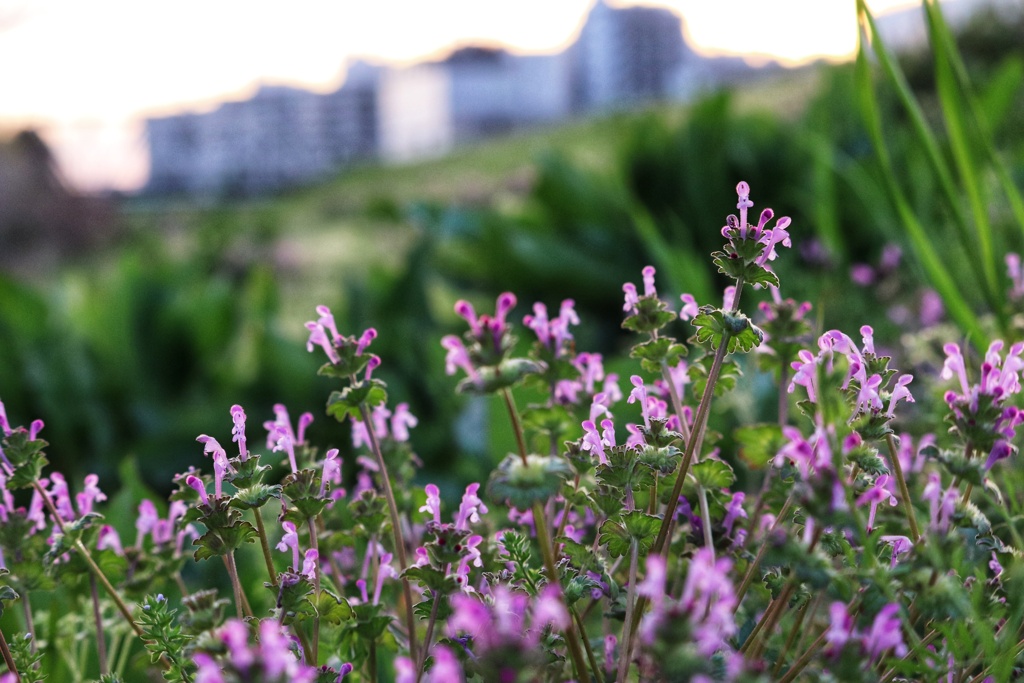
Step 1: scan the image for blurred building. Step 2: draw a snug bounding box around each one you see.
[146,65,379,196]
[143,1,723,194]
[570,0,691,111]
[378,47,571,162]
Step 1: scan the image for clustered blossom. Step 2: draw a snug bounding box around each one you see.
[264,403,314,473]
[941,340,1024,469]
[351,402,418,449]
[639,550,740,673]
[724,180,793,268]
[825,602,907,663]
[417,482,488,591]
[193,618,344,683]
[523,299,579,355]
[789,326,915,423]
[623,265,659,316]
[446,584,569,655]
[553,352,621,407]
[441,293,519,385]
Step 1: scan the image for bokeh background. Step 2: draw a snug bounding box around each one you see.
[2,0,1023,500]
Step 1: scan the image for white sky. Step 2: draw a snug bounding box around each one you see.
[0,0,922,192]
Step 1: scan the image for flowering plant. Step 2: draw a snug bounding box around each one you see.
[0,181,1021,683]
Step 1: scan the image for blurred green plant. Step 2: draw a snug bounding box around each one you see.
[856,0,1024,347]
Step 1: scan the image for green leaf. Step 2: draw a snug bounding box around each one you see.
[487,454,572,509]
[622,294,677,335]
[457,357,544,394]
[403,566,459,595]
[326,379,389,422]
[630,337,687,373]
[315,589,354,625]
[690,460,735,489]
[600,511,661,558]
[691,307,763,353]
[192,522,257,561]
[230,483,283,510]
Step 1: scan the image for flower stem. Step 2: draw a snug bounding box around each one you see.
[0,629,21,683]
[885,433,921,543]
[90,575,108,675]
[501,389,531,468]
[735,496,793,604]
[617,539,640,683]
[777,629,828,683]
[20,595,35,651]
[307,518,322,665]
[625,327,736,657]
[572,605,602,682]
[771,597,811,677]
[222,551,248,620]
[32,480,146,640]
[253,508,279,587]
[651,329,731,558]
[500,388,591,681]
[359,402,419,664]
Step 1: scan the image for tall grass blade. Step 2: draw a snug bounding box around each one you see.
[923,0,1024,244]
[923,0,999,312]
[855,1,988,346]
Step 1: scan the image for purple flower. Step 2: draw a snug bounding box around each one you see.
[856,474,897,533]
[320,449,341,498]
[277,520,300,571]
[186,475,210,507]
[863,603,907,661]
[419,483,442,524]
[390,403,418,442]
[881,535,913,569]
[1008,252,1024,300]
[723,492,747,539]
[441,335,480,384]
[75,474,106,516]
[679,547,737,657]
[627,375,650,429]
[264,404,301,473]
[825,601,854,657]
[455,483,488,531]
[426,645,464,683]
[96,525,124,555]
[230,404,248,459]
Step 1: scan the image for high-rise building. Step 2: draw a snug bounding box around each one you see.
[570,0,691,111]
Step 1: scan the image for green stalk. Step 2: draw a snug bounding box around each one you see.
[572,606,602,683]
[885,433,921,543]
[415,576,446,683]
[617,539,640,683]
[90,575,108,675]
[0,629,21,683]
[358,402,419,664]
[252,509,279,587]
[222,551,247,620]
[777,630,828,683]
[307,518,322,664]
[32,480,146,640]
[659,356,715,557]
[501,389,591,682]
[854,1,990,344]
[771,597,811,678]
[651,329,730,557]
[735,496,793,604]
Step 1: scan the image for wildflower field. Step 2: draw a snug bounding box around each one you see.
[2,2,1024,681]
